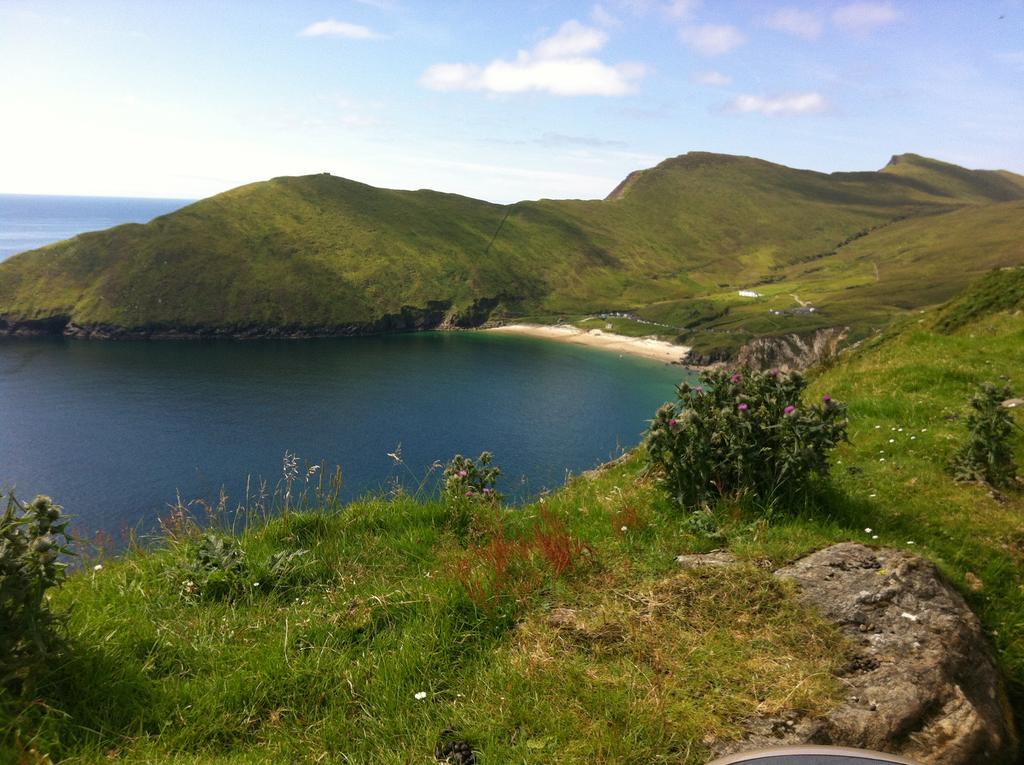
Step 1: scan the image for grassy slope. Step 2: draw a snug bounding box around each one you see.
[2,153,1022,343]
[5,269,1023,764]
[653,198,1024,355]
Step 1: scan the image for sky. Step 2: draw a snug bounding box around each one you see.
[1,0,1022,202]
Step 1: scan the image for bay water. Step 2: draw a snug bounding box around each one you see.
[1,333,688,542]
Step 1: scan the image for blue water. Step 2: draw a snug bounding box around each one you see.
[0,194,192,262]
[0,333,689,544]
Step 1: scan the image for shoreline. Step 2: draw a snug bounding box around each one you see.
[484,323,692,364]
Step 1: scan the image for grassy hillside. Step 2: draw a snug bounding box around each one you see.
[880,153,1024,203]
[5,269,1023,763]
[1,152,1021,346]
[663,198,1024,355]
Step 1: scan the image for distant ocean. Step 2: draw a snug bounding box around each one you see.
[0,194,193,262]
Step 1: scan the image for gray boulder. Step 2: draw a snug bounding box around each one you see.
[707,542,1019,764]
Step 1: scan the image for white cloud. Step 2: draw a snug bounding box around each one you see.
[728,92,828,115]
[591,4,621,28]
[533,20,607,58]
[832,2,901,33]
[299,19,379,39]
[764,7,823,39]
[680,24,746,56]
[421,63,482,91]
[695,70,732,86]
[665,0,701,19]
[420,20,645,97]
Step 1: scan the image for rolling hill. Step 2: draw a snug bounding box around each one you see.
[1,152,1022,354]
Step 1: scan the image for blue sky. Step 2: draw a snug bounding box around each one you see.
[1,0,1022,201]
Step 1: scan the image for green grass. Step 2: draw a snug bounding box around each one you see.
[3,483,847,764]
[3,266,1024,765]
[2,152,1022,357]
[575,315,675,338]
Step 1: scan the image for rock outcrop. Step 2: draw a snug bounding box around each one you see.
[733,326,849,371]
[682,327,849,372]
[698,543,1019,764]
[1,298,505,340]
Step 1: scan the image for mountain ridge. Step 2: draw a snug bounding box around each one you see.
[1,151,1022,355]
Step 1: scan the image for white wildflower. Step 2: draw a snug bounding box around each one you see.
[414,691,427,700]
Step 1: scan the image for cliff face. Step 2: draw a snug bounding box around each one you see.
[686,327,849,371]
[733,326,848,371]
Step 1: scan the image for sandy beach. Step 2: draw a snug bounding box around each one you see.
[485,324,691,364]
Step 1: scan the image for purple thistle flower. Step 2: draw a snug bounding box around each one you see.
[457,470,468,478]
[482,487,493,494]
[784,405,796,414]
[738,403,749,411]
[822,394,832,403]
[770,369,780,377]
[464,490,474,497]
[668,418,678,428]
[730,373,742,383]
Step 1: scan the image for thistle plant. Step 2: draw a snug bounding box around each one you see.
[950,382,1020,487]
[443,452,502,504]
[646,369,848,508]
[1,494,74,693]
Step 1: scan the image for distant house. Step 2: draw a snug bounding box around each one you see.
[738,290,762,298]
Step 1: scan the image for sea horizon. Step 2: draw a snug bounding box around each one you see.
[0,192,193,262]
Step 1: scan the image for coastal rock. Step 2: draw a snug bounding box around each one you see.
[2,299,505,340]
[732,326,849,371]
[681,347,732,368]
[702,543,1018,764]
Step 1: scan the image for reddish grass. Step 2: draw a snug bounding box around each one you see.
[450,511,593,609]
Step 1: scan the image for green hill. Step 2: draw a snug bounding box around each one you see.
[880,152,1024,203]
[1,152,1022,348]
